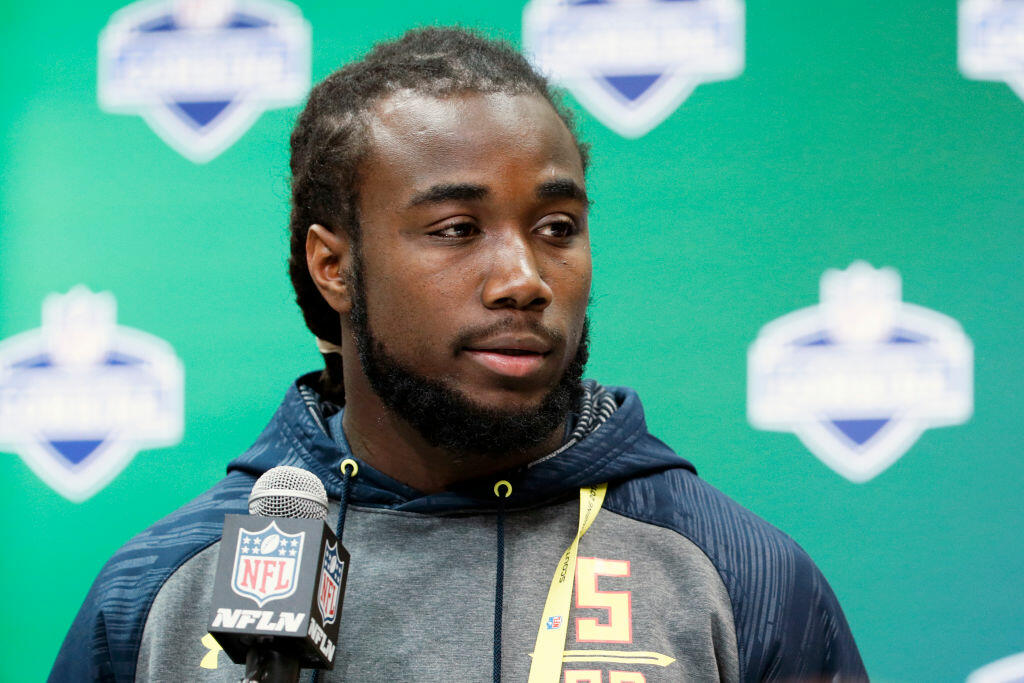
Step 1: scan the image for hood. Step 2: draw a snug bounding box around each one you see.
[228,372,696,514]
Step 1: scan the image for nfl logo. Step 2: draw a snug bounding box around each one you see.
[967,650,1024,683]
[0,286,184,501]
[523,0,745,138]
[97,0,311,162]
[317,539,344,625]
[231,521,305,607]
[546,615,563,630]
[748,262,973,482]
[960,0,1024,103]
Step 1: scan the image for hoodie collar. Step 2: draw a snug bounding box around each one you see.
[228,373,696,513]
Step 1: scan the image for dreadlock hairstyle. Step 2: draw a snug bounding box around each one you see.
[287,26,589,401]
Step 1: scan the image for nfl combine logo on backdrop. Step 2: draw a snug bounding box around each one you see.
[232,521,305,607]
[747,263,973,482]
[98,0,311,162]
[960,0,1024,102]
[967,651,1024,683]
[523,0,744,138]
[0,287,184,501]
[317,539,343,625]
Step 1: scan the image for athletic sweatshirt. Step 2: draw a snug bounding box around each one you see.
[50,374,866,682]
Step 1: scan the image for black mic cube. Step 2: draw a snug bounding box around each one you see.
[207,515,349,669]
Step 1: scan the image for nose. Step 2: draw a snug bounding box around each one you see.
[481,234,553,311]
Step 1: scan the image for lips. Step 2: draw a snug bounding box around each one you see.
[462,333,552,378]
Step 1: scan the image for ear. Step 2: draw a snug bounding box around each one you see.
[306,224,353,315]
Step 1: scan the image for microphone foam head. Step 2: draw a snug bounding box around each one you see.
[248,466,328,520]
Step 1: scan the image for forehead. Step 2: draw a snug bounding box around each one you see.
[358,91,584,204]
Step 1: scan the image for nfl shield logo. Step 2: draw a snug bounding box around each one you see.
[317,539,343,625]
[523,0,745,138]
[546,615,563,630]
[748,262,973,483]
[232,521,305,607]
[967,651,1024,683]
[0,287,184,501]
[98,0,311,162]
[960,0,1024,103]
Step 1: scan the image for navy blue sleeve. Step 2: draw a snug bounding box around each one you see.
[50,588,117,682]
[761,548,864,680]
[605,466,866,682]
[49,472,253,682]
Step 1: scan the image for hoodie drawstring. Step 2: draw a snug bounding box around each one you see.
[493,480,512,683]
[335,458,358,544]
[311,459,359,683]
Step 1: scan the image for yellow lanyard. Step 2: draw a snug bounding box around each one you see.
[527,483,607,683]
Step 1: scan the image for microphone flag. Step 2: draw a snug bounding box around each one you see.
[208,515,349,669]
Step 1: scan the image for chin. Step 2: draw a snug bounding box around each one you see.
[463,379,559,410]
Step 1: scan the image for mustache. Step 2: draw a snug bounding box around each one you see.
[452,317,566,352]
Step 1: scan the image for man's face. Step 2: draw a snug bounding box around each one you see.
[348,91,592,453]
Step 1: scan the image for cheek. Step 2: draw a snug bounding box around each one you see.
[361,262,469,357]
[551,253,592,306]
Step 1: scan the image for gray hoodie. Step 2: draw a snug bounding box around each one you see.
[51,375,866,682]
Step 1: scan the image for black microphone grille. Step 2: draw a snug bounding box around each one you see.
[248,466,329,520]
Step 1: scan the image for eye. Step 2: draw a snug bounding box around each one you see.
[536,217,580,240]
[429,221,478,239]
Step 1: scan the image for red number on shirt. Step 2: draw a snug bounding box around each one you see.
[609,672,646,683]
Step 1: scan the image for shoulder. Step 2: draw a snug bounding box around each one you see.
[604,461,801,565]
[49,471,254,683]
[605,465,867,682]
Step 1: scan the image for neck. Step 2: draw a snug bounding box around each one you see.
[337,350,565,494]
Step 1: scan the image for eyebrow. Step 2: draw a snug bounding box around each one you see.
[536,178,589,206]
[407,183,488,208]
[405,178,589,209]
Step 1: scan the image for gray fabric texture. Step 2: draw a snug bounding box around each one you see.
[138,500,739,681]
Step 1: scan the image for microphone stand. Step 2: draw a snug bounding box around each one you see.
[241,643,300,683]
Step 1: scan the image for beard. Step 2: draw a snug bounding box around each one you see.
[347,251,588,459]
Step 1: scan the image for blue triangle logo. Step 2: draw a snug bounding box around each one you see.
[602,74,663,103]
[830,419,890,447]
[170,100,233,130]
[48,440,105,466]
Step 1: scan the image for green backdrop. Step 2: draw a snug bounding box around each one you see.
[2,1,1022,681]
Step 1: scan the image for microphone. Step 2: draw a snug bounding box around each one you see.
[208,466,349,682]
[248,466,330,519]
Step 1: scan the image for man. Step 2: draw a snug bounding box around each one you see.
[51,28,866,682]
